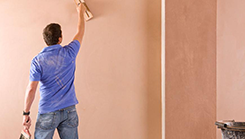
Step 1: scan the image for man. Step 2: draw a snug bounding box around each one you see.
[22,3,85,139]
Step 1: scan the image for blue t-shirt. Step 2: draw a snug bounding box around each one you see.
[29,40,80,114]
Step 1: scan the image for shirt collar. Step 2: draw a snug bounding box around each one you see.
[41,44,62,52]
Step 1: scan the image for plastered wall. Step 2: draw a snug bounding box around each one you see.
[217,0,245,138]
[0,0,161,138]
[165,0,216,138]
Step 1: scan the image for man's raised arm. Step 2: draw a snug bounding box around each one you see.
[73,3,86,44]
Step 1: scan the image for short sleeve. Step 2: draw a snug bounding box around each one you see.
[29,58,41,81]
[64,40,81,59]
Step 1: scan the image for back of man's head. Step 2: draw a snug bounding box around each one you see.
[43,23,62,46]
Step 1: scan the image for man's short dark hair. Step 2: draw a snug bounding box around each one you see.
[43,23,62,46]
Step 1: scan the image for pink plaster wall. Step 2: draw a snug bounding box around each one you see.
[217,0,245,138]
[0,0,161,138]
[165,0,216,138]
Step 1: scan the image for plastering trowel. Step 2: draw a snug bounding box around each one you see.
[19,129,31,139]
[74,0,93,21]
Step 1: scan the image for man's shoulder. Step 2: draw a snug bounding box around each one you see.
[31,53,43,63]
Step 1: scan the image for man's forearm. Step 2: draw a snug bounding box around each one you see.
[24,81,38,112]
[24,89,36,112]
[77,13,85,37]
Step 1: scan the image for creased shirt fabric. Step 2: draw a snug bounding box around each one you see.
[29,40,80,114]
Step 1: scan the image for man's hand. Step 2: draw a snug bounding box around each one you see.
[77,2,86,14]
[22,115,31,130]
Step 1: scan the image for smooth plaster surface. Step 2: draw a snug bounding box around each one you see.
[0,0,161,138]
[165,0,216,138]
[217,0,245,138]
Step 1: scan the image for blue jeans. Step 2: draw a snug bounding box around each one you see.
[34,105,79,139]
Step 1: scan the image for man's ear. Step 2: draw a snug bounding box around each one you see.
[58,37,62,44]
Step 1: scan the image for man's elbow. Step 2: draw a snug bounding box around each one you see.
[26,81,38,95]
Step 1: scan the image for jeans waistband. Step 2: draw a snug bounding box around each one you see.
[58,105,76,111]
